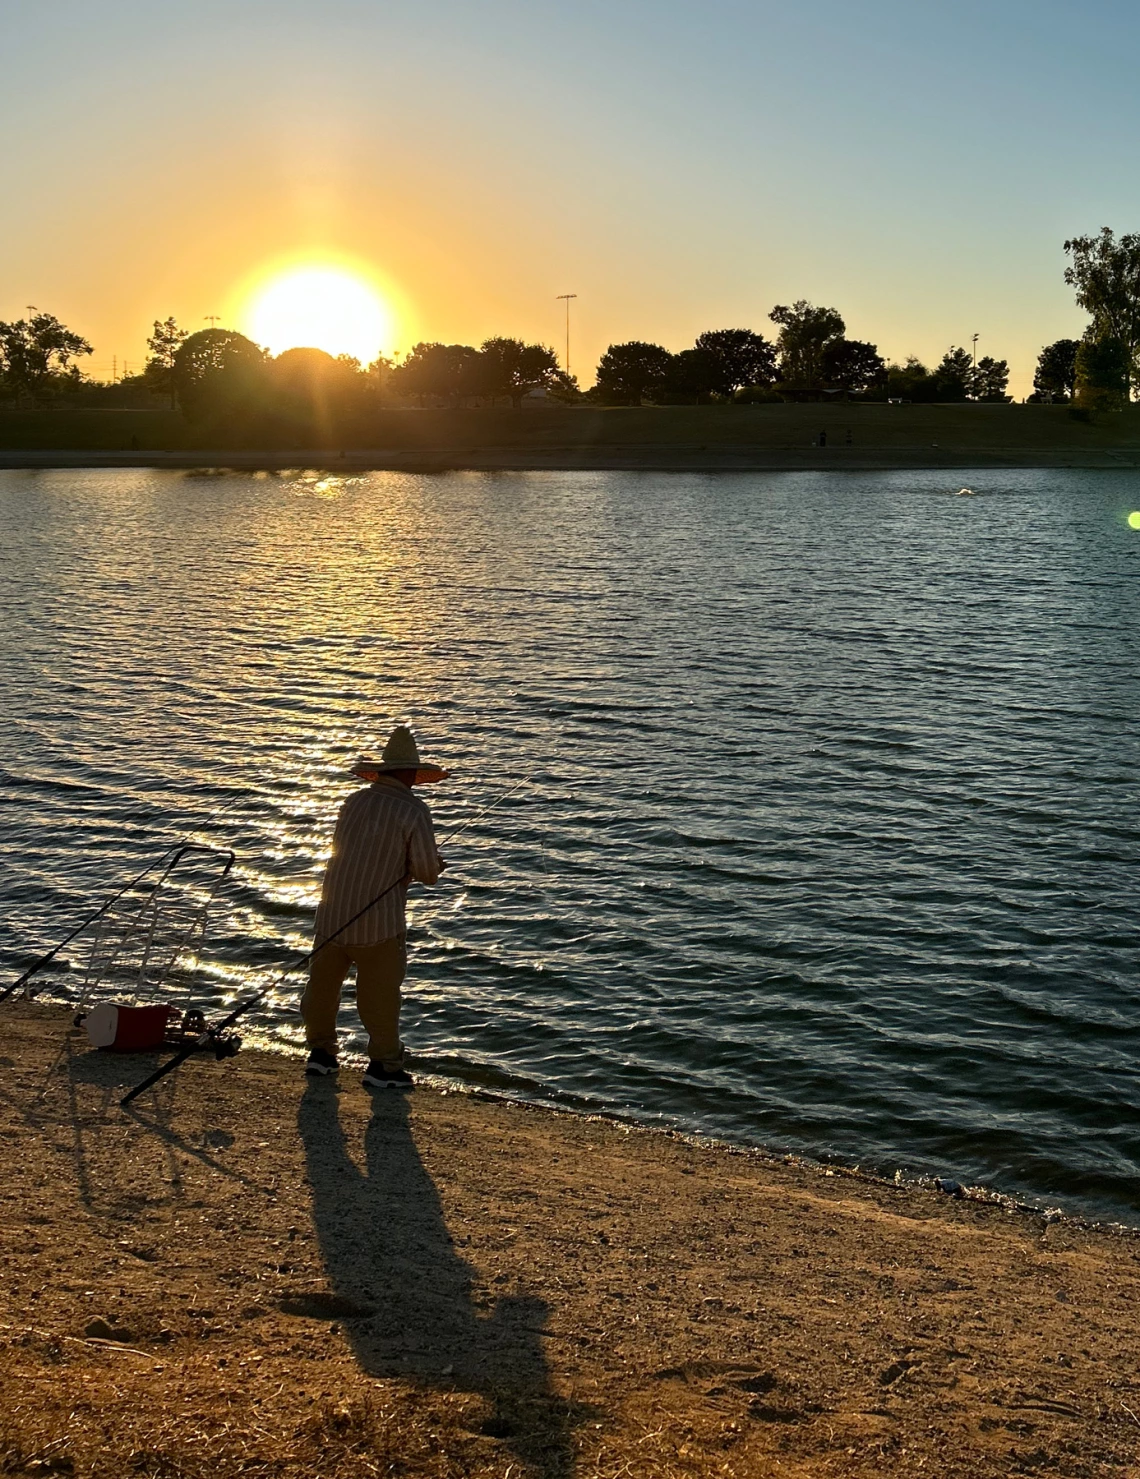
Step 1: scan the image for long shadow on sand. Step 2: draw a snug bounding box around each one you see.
[298,1080,580,1479]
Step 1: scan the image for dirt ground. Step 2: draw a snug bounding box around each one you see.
[1,1002,1138,1478]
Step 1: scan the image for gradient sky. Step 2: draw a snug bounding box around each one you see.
[3,0,1138,395]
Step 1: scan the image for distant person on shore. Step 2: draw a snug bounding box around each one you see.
[302,725,449,1088]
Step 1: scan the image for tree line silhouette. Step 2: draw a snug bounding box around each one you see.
[592,309,1012,405]
[129,328,572,422]
[1,230,1137,414]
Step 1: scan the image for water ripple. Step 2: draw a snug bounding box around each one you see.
[2,467,1139,1221]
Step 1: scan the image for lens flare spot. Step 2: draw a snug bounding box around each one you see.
[1128,511,1140,530]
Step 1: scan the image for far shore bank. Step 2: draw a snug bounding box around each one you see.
[2,1001,1139,1479]
[1,402,1138,474]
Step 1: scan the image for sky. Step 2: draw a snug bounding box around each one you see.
[2,0,1138,396]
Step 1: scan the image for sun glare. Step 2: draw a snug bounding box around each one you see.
[244,266,395,363]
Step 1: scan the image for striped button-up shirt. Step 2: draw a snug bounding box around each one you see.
[314,778,441,946]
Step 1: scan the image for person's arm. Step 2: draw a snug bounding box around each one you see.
[406,809,442,886]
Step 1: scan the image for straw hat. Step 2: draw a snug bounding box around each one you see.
[351,725,450,786]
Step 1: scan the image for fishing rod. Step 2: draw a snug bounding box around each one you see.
[119,775,531,1106]
[0,790,249,1007]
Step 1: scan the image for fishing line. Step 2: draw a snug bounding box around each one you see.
[438,774,530,848]
[119,773,532,1106]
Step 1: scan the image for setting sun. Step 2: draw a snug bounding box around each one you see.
[243,265,396,364]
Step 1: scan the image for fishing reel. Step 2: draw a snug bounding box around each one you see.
[167,1010,240,1056]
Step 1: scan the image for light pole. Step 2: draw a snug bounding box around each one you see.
[205,315,221,329]
[556,294,577,376]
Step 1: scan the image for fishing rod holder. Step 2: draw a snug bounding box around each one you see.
[76,844,235,1008]
[4,841,244,1101]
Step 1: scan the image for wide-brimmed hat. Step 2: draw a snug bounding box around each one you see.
[351,725,450,786]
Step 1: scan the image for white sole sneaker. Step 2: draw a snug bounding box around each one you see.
[362,1069,413,1089]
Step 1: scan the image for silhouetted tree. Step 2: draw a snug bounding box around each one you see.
[932,347,973,401]
[1074,334,1130,411]
[769,301,845,396]
[388,340,565,406]
[1064,228,1140,400]
[143,317,188,408]
[693,329,777,395]
[388,343,481,405]
[453,343,488,402]
[478,337,560,407]
[0,310,92,404]
[367,353,398,401]
[969,355,1010,402]
[455,347,501,403]
[593,341,672,404]
[270,347,364,423]
[1032,339,1079,402]
[662,347,721,402]
[885,357,936,402]
[821,338,886,394]
[545,369,581,403]
[172,328,267,421]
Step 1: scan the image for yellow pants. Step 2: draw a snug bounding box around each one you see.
[300,936,407,1067]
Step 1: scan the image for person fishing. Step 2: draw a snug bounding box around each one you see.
[302,724,449,1088]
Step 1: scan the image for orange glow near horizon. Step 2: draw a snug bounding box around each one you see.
[239,263,400,364]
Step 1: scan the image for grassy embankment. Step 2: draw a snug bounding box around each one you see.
[1,403,1139,468]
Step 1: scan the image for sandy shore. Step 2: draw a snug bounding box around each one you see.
[2,1001,1138,1478]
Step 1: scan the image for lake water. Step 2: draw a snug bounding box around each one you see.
[2,466,1139,1223]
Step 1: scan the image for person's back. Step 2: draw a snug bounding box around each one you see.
[302,725,449,1089]
[315,777,440,947]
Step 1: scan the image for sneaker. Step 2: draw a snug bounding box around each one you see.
[305,1048,338,1077]
[363,1061,414,1090]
